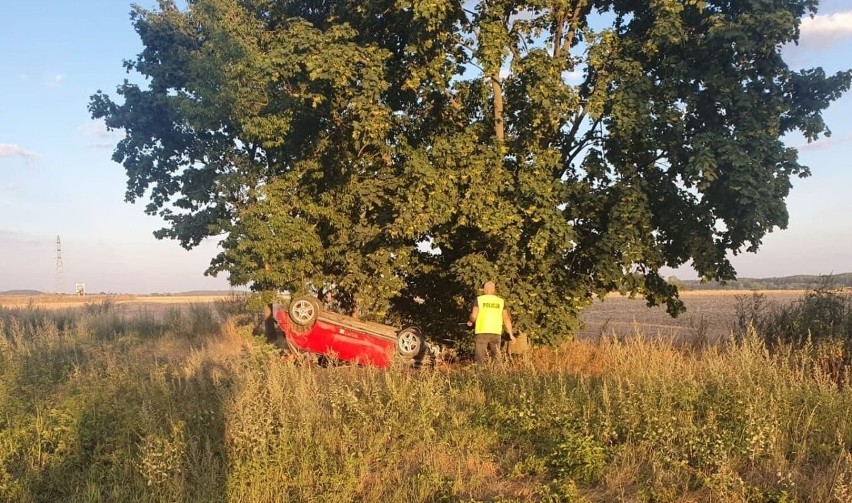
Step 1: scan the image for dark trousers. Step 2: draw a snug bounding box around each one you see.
[474,333,501,364]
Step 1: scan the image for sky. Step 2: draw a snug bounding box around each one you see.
[1,1,851,294]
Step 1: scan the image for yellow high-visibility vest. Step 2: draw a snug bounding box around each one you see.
[475,294,504,334]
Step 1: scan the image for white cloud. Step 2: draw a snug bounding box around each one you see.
[0,143,39,160]
[797,133,852,151]
[800,11,852,46]
[78,119,120,149]
[79,120,109,136]
[43,73,65,88]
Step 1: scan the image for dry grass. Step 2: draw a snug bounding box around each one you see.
[0,294,134,307]
[0,295,238,334]
[3,292,852,501]
[0,294,224,310]
[2,289,801,343]
[528,340,612,376]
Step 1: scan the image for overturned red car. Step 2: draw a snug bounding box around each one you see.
[273,294,428,368]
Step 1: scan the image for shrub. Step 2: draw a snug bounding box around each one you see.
[734,276,852,378]
[213,293,250,319]
[549,432,607,484]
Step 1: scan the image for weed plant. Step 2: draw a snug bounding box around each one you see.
[0,302,851,501]
[734,278,852,380]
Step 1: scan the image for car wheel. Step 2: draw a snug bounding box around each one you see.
[396,326,425,359]
[288,294,321,327]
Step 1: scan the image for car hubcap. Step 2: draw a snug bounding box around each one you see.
[398,331,419,354]
[292,300,315,323]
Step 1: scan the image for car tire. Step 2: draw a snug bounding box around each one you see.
[396,326,426,360]
[288,294,321,327]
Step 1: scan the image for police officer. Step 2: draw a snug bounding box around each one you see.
[466,281,515,364]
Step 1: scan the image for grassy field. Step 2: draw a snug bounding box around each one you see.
[0,294,226,313]
[1,293,851,502]
[0,290,803,342]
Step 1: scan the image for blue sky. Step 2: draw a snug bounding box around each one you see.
[1,1,851,294]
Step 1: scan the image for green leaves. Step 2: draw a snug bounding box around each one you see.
[91,0,850,343]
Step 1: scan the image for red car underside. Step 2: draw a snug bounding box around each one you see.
[274,308,398,367]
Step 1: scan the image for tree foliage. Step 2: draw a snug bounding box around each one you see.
[90,0,851,343]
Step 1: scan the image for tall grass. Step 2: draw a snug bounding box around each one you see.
[1,302,851,502]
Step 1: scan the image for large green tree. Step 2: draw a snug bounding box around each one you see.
[91,0,850,342]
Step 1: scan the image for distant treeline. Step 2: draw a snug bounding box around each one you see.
[669,273,852,291]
